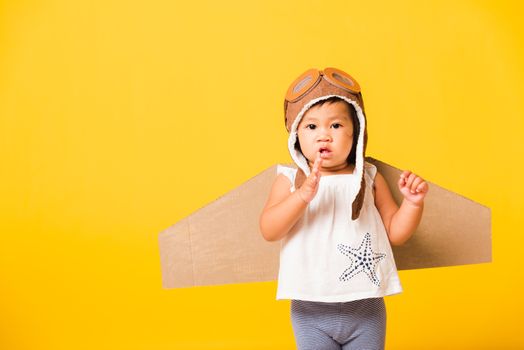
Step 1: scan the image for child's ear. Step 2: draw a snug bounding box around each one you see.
[294,140,302,152]
[294,141,310,162]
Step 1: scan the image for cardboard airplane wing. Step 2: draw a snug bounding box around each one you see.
[158,157,491,288]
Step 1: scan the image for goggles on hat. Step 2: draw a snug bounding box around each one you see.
[284,67,361,103]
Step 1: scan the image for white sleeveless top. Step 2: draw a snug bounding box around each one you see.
[276,161,403,302]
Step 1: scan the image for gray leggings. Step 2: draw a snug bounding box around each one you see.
[290,297,386,350]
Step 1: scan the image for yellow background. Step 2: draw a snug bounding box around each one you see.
[1,0,523,349]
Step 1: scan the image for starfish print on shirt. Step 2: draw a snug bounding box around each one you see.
[337,232,386,286]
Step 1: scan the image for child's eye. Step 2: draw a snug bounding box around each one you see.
[305,124,316,130]
[331,123,342,129]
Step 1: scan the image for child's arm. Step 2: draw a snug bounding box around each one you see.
[373,170,429,246]
[259,154,323,242]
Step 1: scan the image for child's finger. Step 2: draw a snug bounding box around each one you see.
[398,172,407,188]
[314,152,322,169]
[312,152,322,181]
[399,170,410,186]
[416,181,429,193]
[410,177,423,193]
[404,173,417,189]
[400,170,411,180]
[397,176,405,189]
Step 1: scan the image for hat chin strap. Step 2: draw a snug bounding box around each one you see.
[288,94,366,205]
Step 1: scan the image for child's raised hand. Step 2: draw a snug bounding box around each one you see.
[398,170,429,207]
[297,152,323,203]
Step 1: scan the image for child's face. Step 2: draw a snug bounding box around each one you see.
[297,100,354,172]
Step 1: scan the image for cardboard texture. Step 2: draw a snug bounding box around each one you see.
[158,157,491,289]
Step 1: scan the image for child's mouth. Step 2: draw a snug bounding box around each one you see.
[319,148,332,157]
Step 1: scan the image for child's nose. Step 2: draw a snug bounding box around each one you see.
[316,133,332,142]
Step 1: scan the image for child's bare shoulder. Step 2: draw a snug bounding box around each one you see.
[373,170,398,214]
[274,173,292,192]
[373,170,389,194]
[264,168,293,209]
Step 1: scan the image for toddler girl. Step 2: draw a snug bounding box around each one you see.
[259,67,428,350]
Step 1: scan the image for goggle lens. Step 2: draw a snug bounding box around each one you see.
[293,75,312,94]
[324,67,360,94]
[285,69,320,102]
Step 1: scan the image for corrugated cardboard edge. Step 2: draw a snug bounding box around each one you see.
[159,165,280,288]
